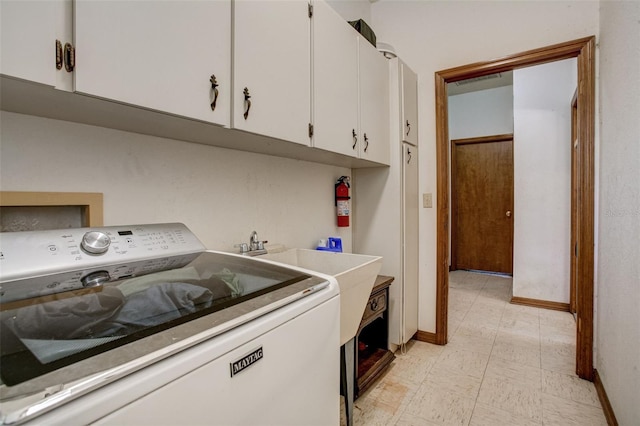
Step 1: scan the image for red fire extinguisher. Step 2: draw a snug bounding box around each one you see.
[335,176,350,227]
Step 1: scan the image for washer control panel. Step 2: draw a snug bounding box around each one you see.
[0,223,206,284]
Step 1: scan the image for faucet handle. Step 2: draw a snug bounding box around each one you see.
[250,231,260,250]
[235,243,249,254]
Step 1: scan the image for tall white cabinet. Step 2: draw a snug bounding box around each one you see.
[354,57,419,346]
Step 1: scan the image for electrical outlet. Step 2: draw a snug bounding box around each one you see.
[423,193,433,208]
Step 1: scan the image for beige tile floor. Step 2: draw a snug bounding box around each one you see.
[344,270,607,425]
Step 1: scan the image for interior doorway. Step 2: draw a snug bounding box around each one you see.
[451,135,514,274]
[434,36,596,381]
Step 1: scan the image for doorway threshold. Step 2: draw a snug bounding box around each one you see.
[461,269,513,278]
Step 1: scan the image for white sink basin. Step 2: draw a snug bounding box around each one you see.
[260,249,382,345]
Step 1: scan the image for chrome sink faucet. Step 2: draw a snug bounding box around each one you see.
[250,231,262,251]
[236,231,267,256]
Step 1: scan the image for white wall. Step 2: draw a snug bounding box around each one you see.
[371,0,599,332]
[448,86,514,140]
[596,2,640,424]
[326,0,372,25]
[0,112,352,253]
[512,58,576,303]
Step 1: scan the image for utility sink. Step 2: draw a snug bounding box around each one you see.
[260,249,382,345]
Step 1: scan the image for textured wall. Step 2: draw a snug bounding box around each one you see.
[0,112,352,253]
[596,1,640,424]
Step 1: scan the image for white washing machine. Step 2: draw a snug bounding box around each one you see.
[0,223,340,425]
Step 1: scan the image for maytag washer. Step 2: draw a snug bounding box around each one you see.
[0,223,340,425]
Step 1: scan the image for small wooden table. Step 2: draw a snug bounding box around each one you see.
[355,275,395,397]
[341,276,395,426]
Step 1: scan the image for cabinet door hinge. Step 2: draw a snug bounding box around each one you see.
[308,3,313,18]
[308,123,314,138]
[55,40,63,70]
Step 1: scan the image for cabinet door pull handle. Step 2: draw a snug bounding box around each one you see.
[364,133,369,152]
[370,299,378,311]
[243,87,251,120]
[63,42,75,72]
[55,40,63,70]
[407,147,412,164]
[210,74,219,111]
[406,120,411,136]
[352,129,357,150]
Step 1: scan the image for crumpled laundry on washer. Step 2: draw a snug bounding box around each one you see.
[5,282,218,340]
[117,267,243,298]
[5,286,126,340]
[95,282,216,336]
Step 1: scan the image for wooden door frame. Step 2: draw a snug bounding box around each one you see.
[450,134,514,273]
[570,89,579,315]
[434,36,596,380]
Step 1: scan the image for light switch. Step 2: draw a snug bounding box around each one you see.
[423,193,433,208]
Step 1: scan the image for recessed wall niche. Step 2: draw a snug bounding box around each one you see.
[0,192,103,232]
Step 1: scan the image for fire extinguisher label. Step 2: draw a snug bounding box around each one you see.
[337,200,350,216]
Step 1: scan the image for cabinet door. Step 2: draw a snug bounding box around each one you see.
[402,143,419,342]
[312,0,358,157]
[233,0,310,145]
[74,0,230,126]
[401,63,418,145]
[359,38,390,165]
[0,0,71,89]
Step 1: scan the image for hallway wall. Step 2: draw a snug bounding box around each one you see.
[596,1,640,424]
[512,59,576,304]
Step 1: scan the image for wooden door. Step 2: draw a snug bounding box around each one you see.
[451,135,514,274]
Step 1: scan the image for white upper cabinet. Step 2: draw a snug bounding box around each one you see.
[312,0,359,157]
[1,0,389,167]
[358,38,390,165]
[0,0,72,90]
[312,0,389,165]
[74,0,231,126]
[233,0,310,145]
[401,62,418,146]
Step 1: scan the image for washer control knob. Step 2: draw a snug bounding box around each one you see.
[81,270,110,288]
[81,231,111,255]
